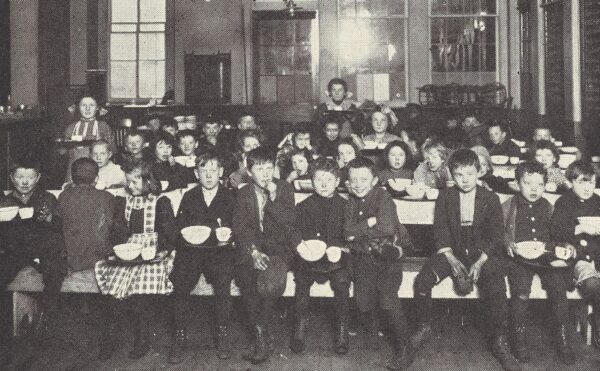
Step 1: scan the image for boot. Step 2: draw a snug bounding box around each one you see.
[386,342,415,370]
[243,324,271,364]
[32,311,52,343]
[491,334,522,371]
[128,319,151,359]
[290,316,309,354]
[167,328,187,364]
[556,325,576,365]
[216,325,232,360]
[512,325,531,363]
[409,322,432,351]
[334,315,349,355]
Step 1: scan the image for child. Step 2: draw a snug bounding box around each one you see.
[316,78,359,138]
[276,126,317,179]
[232,147,297,364]
[488,121,520,157]
[336,138,358,185]
[290,158,350,354]
[113,130,149,166]
[551,161,600,348]
[91,140,126,189]
[471,145,512,194]
[343,157,414,370]
[461,110,489,147]
[197,120,223,153]
[286,148,312,183]
[413,138,452,189]
[503,161,575,365]
[530,139,569,192]
[161,117,178,138]
[378,140,414,185]
[532,127,553,143]
[174,130,199,184]
[317,119,342,158]
[168,151,236,364]
[150,132,187,191]
[410,149,517,371]
[228,129,262,189]
[358,111,401,149]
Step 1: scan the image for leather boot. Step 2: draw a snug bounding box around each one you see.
[512,325,531,363]
[385,342,415,371]
[243,324,271,364]
[556,325,576,365]
[167,328,187,364]
[334,314,349,355]
[290,316,309,354]
[491,334,522,371]
[409,322,432,351]
[128,319,151,359]
[216,325,232,360]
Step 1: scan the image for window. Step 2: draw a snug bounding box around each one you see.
[430,0,497,85]
[109,0,166,100]
[338,0,408,103]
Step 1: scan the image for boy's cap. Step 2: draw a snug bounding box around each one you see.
[257,256,288,298]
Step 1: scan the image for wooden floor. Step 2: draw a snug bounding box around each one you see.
[1,297,600,371]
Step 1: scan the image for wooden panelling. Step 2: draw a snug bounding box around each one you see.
[544,1,565,117]
[581,0,600,155]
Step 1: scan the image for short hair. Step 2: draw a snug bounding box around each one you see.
[533,126,552,136]
[121,158,161,195]
[246,147,274,170]
[90,139,112,153]
[322,118,341,130]
[78,94,98,105]
[202,119,221,127]
[383,140,415,170]
[327,78,348,93]
[238,114,255,123]
[529,139,559,162]
[421,138,450,161]
[448,149,480,173]
[516,161,548,183]
[488,120,510,134]
[152,131,177,149]
[10,156,41,175]
[312,157,340,179]
[292,123,312,137]
[125,129,147,141]
[565,160,596,182]
[337,138,357,152]
[196,150,223,169]
[160,117,177,129]
[347,157,376,177]
[71,157,99,185]
[463,107,479,119]
[470,145,493,171]
[405,103,422,115]
[176,129,197,142]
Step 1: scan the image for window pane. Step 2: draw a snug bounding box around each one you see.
[112,24,137,32]
[110,61,136,98]
[368,0,405,16]
[259,21,277,45]
[140,23,165,32]
[296,20,311,45]
[139,60,165,97]
[294,46,311,74]
[139,33,165,60]
[275,46,294,75]
[431,0,496,15]
[110,33,137,60]
[275,20,295,46]
[111,0,137,23]
[140,0,166,22]
[259,47,278,75]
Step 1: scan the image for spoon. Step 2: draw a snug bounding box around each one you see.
[217,218,222,228]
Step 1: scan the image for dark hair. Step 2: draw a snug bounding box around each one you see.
[202,120,222,128]
[196,150,223,169]
[488,119,510,134]
[327,78,348,93]
[71,157,98,185]
[312,157,340,179]
[448,149,480,173]
[463,107,479,119]
[565,160,596,182]
[347,157,376,177]
[322,118,341,130]
[246,147,274,170]
[383,140,415,170]
[516,161,548,183]
[337,138,358,152]
[238,129,263,150]
[10,156,41,175]
[160,117,177,129]
[176,129,197,142]
[529,139,559,164]
[122,158,161,195]
[125,129,147,141]
[152,131,177,150]
[405,103,422,115]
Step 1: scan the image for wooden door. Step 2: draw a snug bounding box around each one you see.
[544,1,565,118]
[581,0,600,155]
[184,53,232,104]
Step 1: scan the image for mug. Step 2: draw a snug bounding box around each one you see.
[141,246,157,260]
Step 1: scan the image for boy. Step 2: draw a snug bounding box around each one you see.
[551,161,600,347]
[228,130,262,188]
[410,149,518,371]
[532,127,553,143]
[276,126,317,179]
[488,121,520,157]
[290,158,350,354]
[197,120,223,153]
[113,130,149,166]
[91,140,126,189]
[315,78,359,138]
[503,161,574,365]
[174,130,199,184]
[461,110,489,147]
[233,147,297,364]
[151,132,188,191]
[343,157,414,370]
[161,117,178,138]
[317,118,342,158]
[169,151,236,364]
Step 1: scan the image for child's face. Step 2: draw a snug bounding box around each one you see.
[294,133,311,149]
[533,129,552,142]
[518,172,545,202]
[387,146,407,170]
[162,125,177,137]
[248,161,275,190]
[91,145,112,168]
[291,154,309,176]
[148,118,161,131]
[348,167,377,198]
[462,116,479,129]
[312,170,339,198]
[424,149,444,172]
[125,169,144,196]
[238,116,257,131]
[155,141,173,162]
[446,119,458,129]
[324,123,340,141]
[338,144,356,167]
[534,149,556,169]
[452,165,478,193]
[196,160,223,190]
[371,112,389,134]
[329,83,346,102]
[242,137,260,153]
[203,123,221,138]
[126,135,145,155]
[11,168,40,195]
[489,126,505,145]
[79,97,98,120]
[477,155,489,178]
[179,136,198,156]
[572,175,596,200]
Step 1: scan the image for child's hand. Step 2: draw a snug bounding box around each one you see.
[468,253,487,283]
[168,156,176,166]
[446,180,456,188]
[506,242,517,258]
[251,249,270,271]
[286,171,299,183]
[444,251,468,278]
[36,205,53,223]
[367,217,377,228]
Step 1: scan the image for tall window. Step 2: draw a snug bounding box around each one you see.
[338,0,408,103]
[109,0,166,100]
[430,0,497,85]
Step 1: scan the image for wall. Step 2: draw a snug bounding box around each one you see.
[0,0,10,105]
[10,0,38,106]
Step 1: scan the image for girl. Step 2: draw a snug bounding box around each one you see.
[95,159,176,360]
[379,140,414,184]
[356,111,401,150]
[470,145,512,194]
[530,140,570,192]
[337,139,358,185]
[286,148,312,183]
[151,132,187,191]
[413,139,451,189]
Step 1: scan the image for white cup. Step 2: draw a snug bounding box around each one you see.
[160,181,169,191]
[215,227,232,242]
[509,157,520,165]
[95,181,106,190]
[18,207,34,219]
[71,135,83,142]
[141,246,157,260]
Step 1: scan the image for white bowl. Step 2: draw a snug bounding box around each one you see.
[0,206,19,222]
[509,157,520,165]
[559,146,578,154]
[141,246,157,260]
[425,188,439,200]
[297,240,327,262]
[113,243,143,261]
[578,216,600,228]
[554,140,563,147]
[558,154,576,169]
[174,116,185,123]
[363,141,378,150]
[491,155,509,165]
[181,226,212,245]
[406,184,426,199]
[592,156,600,163]
[377,142,388,150]
[514,241,546,260]
[215,226,232,242]
[18,207,34,219]
[387,178,411,192]
[160,180,169,191]
[326,246,342,263]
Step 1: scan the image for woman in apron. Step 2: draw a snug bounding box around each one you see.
[94,159,176,360]
[62,96,116,183]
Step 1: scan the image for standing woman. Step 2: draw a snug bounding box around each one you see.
[63,95,116,183]
[94,158,177,360]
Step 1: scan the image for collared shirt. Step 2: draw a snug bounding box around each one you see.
[514,194,551,243]
[202,186,218,207]
[459,188,477,226]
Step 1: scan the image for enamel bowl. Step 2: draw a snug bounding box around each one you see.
[297,240,327,262]
[181,226,212,245]
[113,243,143,261]
[0,206,19,222]
[514,241,546,260]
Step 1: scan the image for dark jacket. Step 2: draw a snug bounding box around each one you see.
[152,161,188,191]
[502,194,555,253]
[489,139,521,157]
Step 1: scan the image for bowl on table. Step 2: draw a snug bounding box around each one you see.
[160,181,169,191]
[326,246,342,263]
[558,154,576,169]
[554,141,563,147]
[559,146,578,154]
[425,188,439,200]
[181,226,212,245]
[215,227,232,243]
[113,243,143,261]
[514,241,546,260]
[363,141,378,150]
[387,178,412,192]
[141,246,157,260]
[509,157,520,165]
[490,155,509,165]
[0,206,19,222]
[405,184,427,199]
[297,240,327,262]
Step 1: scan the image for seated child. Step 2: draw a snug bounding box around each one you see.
[471,145,512,194]
[231,114,265,150]
[488,121,520,157]
[317,118,342,158]
[276,126,318,179]
[357,111,401,150]
[551,161,600,348]
[315,78,359,138]
[503,161,575,365]
[91,140,126,189]
[532,127,554,143]
[461,110,489,147]
[232,147,297,365]
[378,140,414,185]
[410,149,517,371]
[286,148,312,183]
[113,130,150,166]
[174,130,199,184]
[343,157,414,370]
[290,158,351,355]
[530,139,570,192]
[150,132,187,191]
[168,151,236,364]
[228,129,262,189]
[434,114,468,151]
[336,138,358,185]
[413,138,452,189]
[161,117,178,138]
[197,120,223,153]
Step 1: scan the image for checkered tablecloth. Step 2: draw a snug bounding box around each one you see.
[94,251,175,299]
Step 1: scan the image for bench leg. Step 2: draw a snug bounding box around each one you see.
[12,292,38,337]
[587,303,593,346]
